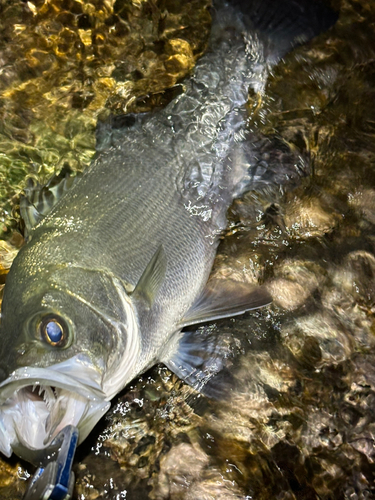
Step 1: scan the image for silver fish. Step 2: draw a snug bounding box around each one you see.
[0,0,336,464]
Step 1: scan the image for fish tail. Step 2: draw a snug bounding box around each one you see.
[209,0,338,200]
[222,0,338,64]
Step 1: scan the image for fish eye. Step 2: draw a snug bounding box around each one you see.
[39,315,69,347]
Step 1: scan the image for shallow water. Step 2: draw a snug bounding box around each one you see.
[1,0,375,499]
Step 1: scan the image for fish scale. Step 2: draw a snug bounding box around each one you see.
[44,154,212,303]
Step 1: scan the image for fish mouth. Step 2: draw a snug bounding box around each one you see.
[0,356,110,465]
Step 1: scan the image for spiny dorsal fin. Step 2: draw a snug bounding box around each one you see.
[20,167,77,238]
[19,195,45,237]
[132,245,167,309]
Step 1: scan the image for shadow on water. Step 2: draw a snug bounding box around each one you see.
[1,0,375,498]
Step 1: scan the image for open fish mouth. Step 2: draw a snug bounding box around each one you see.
[0,357,110,465]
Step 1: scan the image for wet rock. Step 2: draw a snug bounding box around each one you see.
[284,313,354,365]
[268,259,323,310]
[284,195,342,240]
[349,188,375,226]
[154,442,209,499]
[333,250,375,307]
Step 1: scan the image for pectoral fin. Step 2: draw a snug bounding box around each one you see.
[180,279,272,328]
[132,245,167,308]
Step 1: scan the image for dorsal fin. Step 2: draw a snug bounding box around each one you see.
[19,195,45,236]
[20,166,77,239]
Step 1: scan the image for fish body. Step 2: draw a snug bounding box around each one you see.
[0,0,336,464]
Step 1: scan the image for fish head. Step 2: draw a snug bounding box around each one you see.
[0,248,140,464]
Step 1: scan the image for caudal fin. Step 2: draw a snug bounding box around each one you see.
[230,0,338,63]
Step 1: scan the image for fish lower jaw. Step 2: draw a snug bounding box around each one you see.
[0,383,108,465]
[0,385,75,455]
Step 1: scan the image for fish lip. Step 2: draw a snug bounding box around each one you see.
[0,361,110,465]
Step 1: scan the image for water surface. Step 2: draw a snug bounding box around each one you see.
[1,0,375,499]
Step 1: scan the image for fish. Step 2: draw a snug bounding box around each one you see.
[0,0,337,465]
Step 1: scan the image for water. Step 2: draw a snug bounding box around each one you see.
[1,0,375,498]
